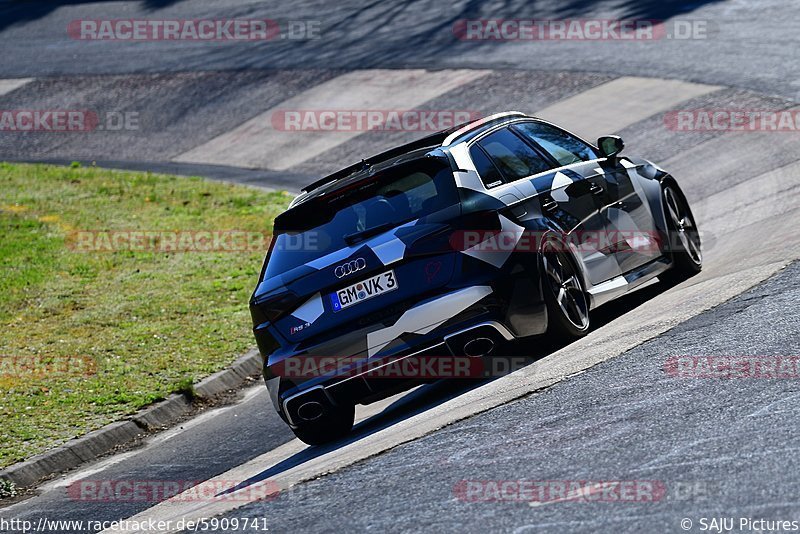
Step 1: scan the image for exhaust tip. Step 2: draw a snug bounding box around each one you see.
[297,401,325,422]
[463,337,495,358]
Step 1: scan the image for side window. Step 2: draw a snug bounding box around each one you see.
[477,128,552,182]
[469,145,504,188]
[512,122,598,167]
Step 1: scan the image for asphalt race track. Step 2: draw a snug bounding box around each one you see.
[1,0,800,533]
[217,261,800,533]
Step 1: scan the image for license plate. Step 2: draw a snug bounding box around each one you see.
[329,270,398,312]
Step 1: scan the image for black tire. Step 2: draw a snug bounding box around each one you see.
[660,183,702,284]
[540,239,590,339]
[291,404,355,446]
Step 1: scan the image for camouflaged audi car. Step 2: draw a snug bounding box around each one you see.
[250,111,702,445]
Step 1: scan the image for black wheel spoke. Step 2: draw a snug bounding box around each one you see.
[556,287,569,313]
[543,246,589,331]
[664,186,702,266]
[543,256,561,285]
[571,291,589,326]
[665,190,682,227]
[678,229,691,251]
[564,293,580,320]
[563,274,581,290]
[686,232,702,262]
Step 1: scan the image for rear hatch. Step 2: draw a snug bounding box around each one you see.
[251,156,461,349]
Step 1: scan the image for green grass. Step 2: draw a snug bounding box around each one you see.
[0,163,291,468]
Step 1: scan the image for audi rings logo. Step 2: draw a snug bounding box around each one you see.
[334,258,366,278]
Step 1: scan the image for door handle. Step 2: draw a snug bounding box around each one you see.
[589,182,604,196]
[541,197,558,211]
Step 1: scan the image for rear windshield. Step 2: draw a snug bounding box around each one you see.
[263,157,457,279]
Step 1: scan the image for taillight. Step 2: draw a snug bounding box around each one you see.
[250,292,298,327]
[449,210,502,252]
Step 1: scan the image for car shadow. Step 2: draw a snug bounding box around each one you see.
[0,0,187,33]
[220,277,670,497]
[0,0,728,70]
[185,0,727,72]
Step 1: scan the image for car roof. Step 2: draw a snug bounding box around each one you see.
[290,111,531,208]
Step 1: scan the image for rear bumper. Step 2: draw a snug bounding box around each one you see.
[270,320,514,428]
[257,270,548,427]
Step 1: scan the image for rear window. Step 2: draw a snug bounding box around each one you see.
[263,157,457,278]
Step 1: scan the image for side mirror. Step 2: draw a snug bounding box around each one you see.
[598,135,624,159]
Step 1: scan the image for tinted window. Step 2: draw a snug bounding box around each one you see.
[264,158,457,278]
[469,145,504,188]
[477,128,552,182]
[513,122,598,166]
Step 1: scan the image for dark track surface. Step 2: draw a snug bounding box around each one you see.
[219,262,800,533]
[0,0,798,102]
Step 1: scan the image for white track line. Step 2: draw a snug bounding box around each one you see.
[0,78,33,97]
[533,76,719,140]
[174,69,491,171]
[657,107,800,202]
[694,159,800,236]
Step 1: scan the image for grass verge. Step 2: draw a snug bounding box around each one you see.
[0,163,290,468]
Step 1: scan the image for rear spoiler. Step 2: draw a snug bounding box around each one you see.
[300,130,459,194]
